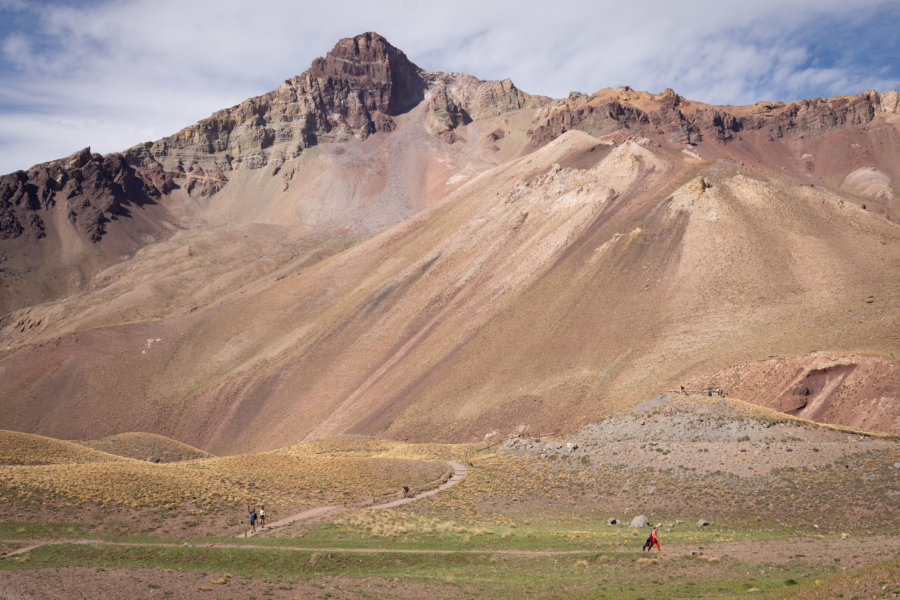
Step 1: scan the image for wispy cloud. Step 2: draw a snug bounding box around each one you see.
[1,0,898,173]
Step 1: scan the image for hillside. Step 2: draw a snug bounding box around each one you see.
[0,33,898,452]
[0,430,126,466]
[78,432,211,462]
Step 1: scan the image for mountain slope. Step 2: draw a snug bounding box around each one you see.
[0,33,898,451]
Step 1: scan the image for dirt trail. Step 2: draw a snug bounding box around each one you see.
[244,460,466,538]
[0,461,467,560]
[3,535,897,570]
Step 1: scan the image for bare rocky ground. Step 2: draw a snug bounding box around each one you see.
[406,394,900,535]
[0,568,458,600]
[509,394,894,478]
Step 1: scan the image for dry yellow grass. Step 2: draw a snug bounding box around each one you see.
[0,430,127,465]
[0,435,449,513]
[79,432,211,461]
[336,508,491,538]
[282,436,467,461]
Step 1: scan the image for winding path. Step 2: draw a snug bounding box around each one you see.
[243,459,467,538]
[5,535,897,565]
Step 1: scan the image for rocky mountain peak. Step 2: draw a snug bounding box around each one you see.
[310,32,424,115]
[124,32,427,178]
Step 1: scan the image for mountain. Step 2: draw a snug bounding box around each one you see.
[0,33,897,453]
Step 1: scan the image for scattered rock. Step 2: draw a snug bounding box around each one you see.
[630,515,651,528]
[696,519,710,527]
[146,456,161,463]
[607,518,619,525]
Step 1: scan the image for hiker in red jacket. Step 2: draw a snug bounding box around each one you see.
[643,525,661,551]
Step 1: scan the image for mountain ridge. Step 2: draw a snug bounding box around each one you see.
[0,32,898,452]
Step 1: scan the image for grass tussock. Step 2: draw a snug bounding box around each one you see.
[0,430,127,465]
[336,508,492,538]
[78,432,211,462]
[0,436,449,514]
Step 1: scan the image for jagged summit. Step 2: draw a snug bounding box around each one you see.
[3,32,898,253]
[306,31,425,114]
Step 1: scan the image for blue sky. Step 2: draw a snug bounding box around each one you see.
[1,0,898,174]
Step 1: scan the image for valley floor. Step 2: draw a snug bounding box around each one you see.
[1,396,898,598]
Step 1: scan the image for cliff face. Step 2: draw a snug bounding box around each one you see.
[528,88,896,148]
[0,148,173,243]
[0,31,543,252]
[8,31,896,251]
[126,32,426,176]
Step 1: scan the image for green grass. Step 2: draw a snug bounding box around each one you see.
[268,516,800,552]
[0,521,89,539]
[0,516,802,551]
[0,542,842,599]
[0,514,877,600]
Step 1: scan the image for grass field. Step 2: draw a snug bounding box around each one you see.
[2,535,896,599]
[1,424,898,599]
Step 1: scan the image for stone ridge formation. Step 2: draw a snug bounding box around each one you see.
[2,32,898,245]
[528,87,898,149]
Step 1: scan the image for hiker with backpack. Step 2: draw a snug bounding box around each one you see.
[248,506,257,533]
[642,524,661,552]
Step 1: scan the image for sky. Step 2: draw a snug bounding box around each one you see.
[1,0,899,174]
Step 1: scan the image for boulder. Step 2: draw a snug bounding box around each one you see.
[630,515,651,528]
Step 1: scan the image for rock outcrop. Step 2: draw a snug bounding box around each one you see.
[5,32,900,246]
[0,147,173,242]
[425,86,472,138]
[528,88,891,149]
[126,32,426,176]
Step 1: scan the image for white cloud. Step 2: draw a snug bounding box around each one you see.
[0,0,898,173]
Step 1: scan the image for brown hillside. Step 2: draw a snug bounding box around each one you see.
[78,432,211,462]
[686,353,900,435]
[0,33,898,452]
[0,430,126,465]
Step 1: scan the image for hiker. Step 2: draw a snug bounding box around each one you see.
[402,485,411,498]
[259,505,266,529]
[248,506,257,533]
[642,524,661,552]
